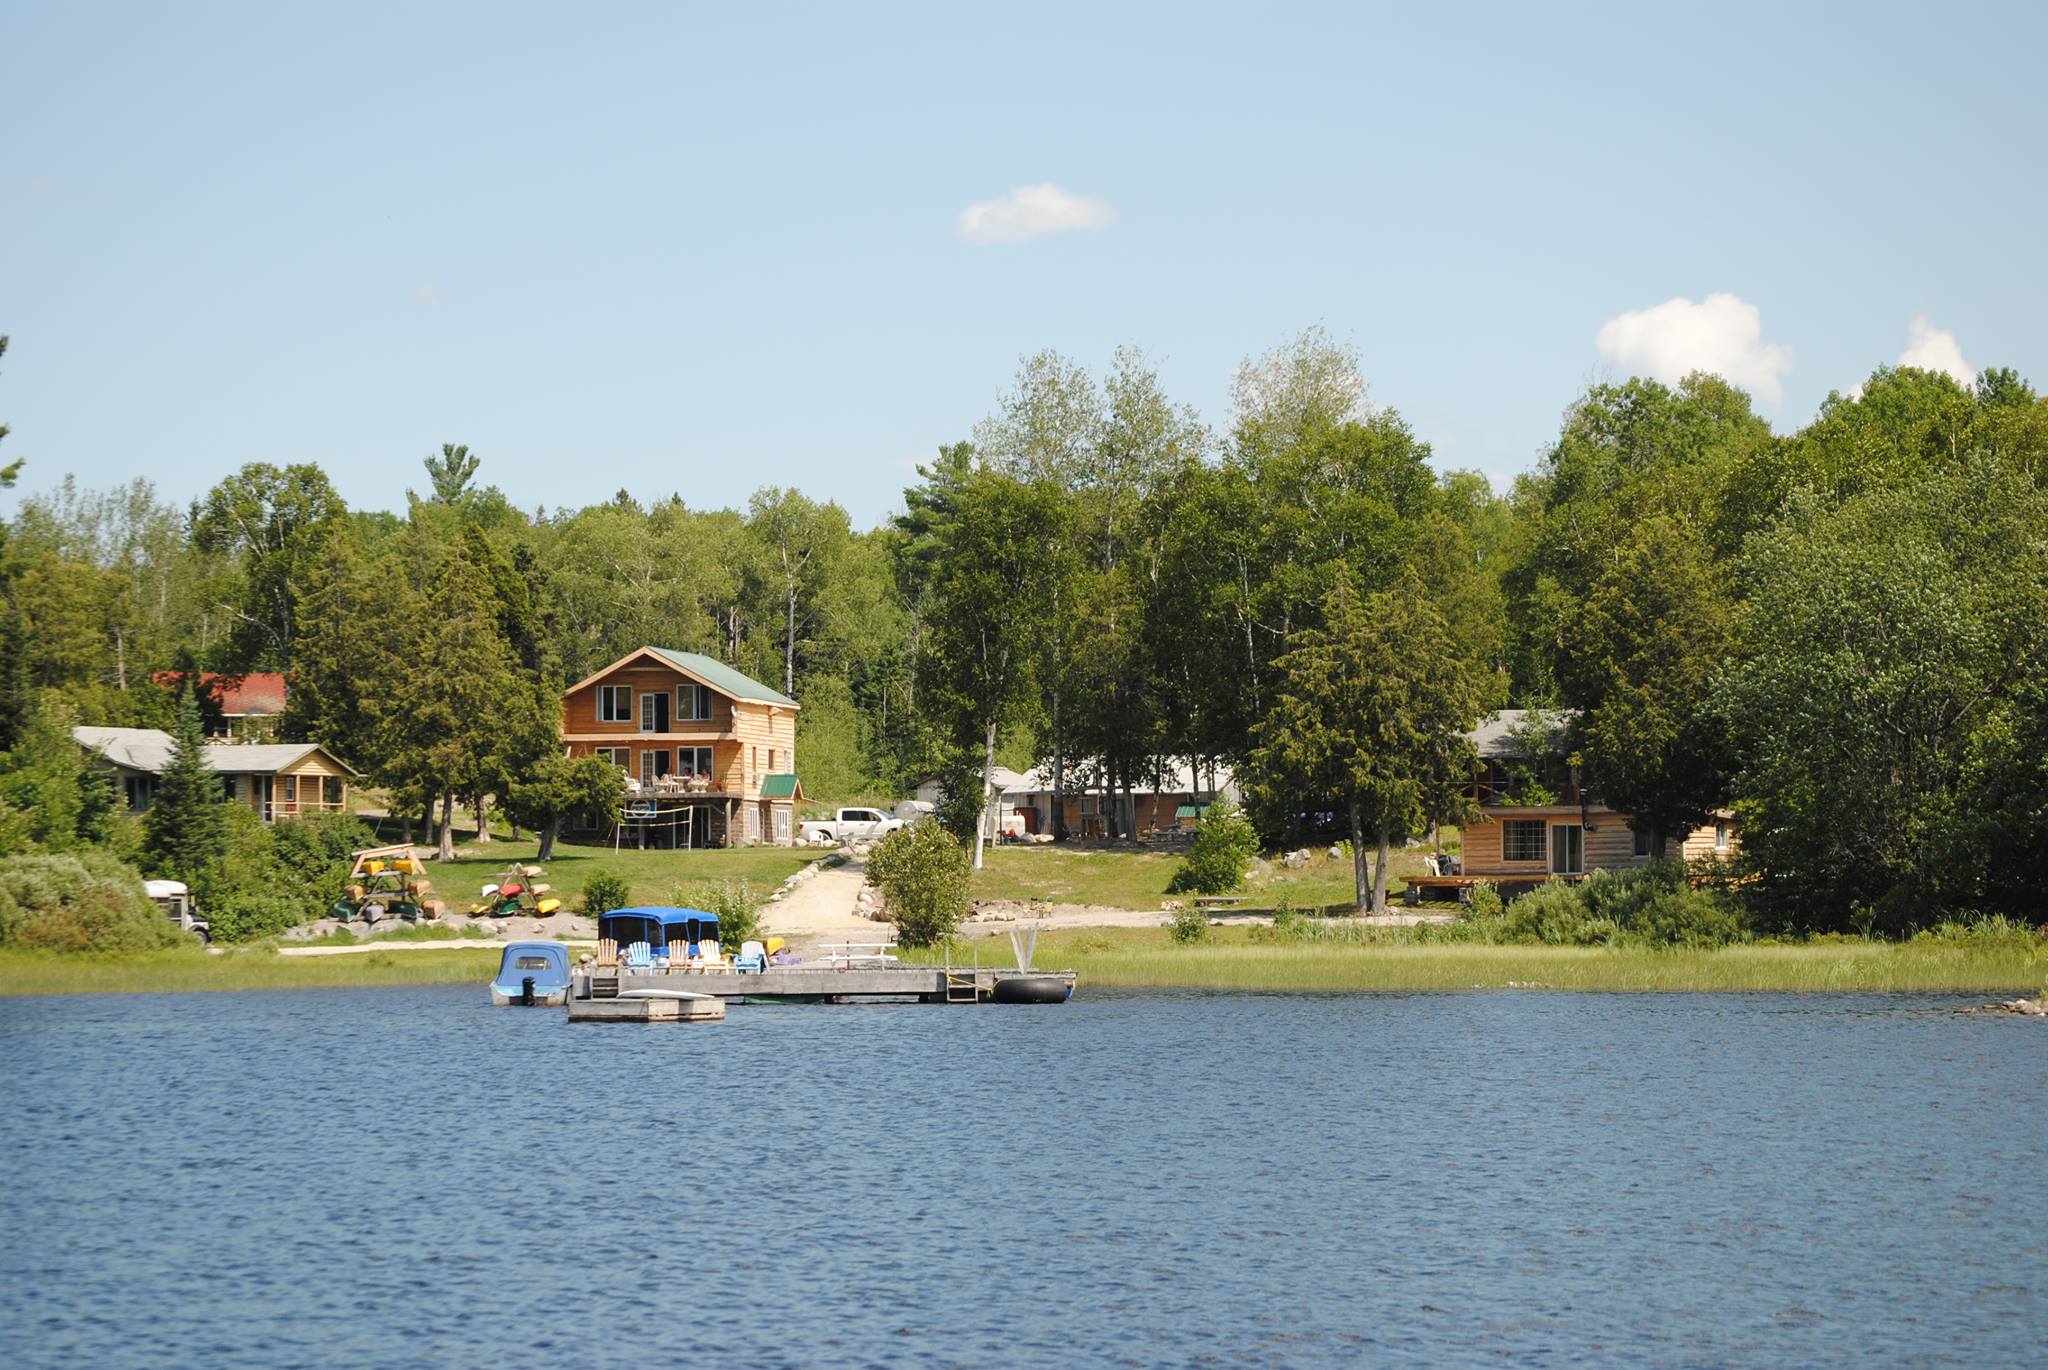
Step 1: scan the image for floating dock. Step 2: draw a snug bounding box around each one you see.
[567,988,727,1022]
[571,964,1076,1007]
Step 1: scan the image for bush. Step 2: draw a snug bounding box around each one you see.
[581,870,632,915]
[1169,905,1209,943]
[677,878,758,949]
[0,851,183,953]
[204,893,303,944]
[1465,880,1503,921]
[1272,901,1311,941]
[1504,879,1619,946]
[268,812,375,910]
[866,821,969,947]
[1166,800,1259,896]
[1492,862,1749,949]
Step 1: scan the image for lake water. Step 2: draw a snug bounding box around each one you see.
[0,987,2040,1366]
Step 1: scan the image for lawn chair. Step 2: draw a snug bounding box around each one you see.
[734,939,766,973]
[623,941,653,971]
[595,937,619,972]
[695,938,727,973]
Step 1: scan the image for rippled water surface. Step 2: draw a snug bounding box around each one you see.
[1,986,2041,1366]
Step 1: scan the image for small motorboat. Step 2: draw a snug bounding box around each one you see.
[490,941,572,1006]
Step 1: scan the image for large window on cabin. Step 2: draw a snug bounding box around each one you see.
[598,685,632,723]
[595,746,629,771]
[678,746,713,779]
[1502,820,1548,862]
[677,684,712,722]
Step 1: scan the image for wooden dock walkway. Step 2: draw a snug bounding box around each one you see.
[573,964,1076,1005]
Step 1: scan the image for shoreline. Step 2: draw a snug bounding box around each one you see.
[1,929,2040,998]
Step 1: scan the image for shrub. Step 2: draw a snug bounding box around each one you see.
[1504,879,1618,946]
[1465,880,1503,921]
[1166,800,1260,896]
[0,851,183,953]
[205,893,303,944]
[678,877,759,949]
[866,821,969,947]
[1272,901,1311,941]
[581,870,632,915]
[1169,905,1209,943]
[269,812,375,910]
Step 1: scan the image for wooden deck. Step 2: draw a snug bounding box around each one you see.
[573,964,1077,1005]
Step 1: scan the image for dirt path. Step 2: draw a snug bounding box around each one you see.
[760,857,877,938]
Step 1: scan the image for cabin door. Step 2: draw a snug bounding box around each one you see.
[640,690,670,733]
[1551,824,1585,875]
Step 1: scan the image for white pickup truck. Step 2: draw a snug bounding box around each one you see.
[798,807,905,846]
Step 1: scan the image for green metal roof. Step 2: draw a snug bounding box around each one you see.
[760,773,802,799]
[647,647,798,707]
[1175,803,1210,819]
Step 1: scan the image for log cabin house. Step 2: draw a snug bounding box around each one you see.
[1435,709,1737,897]
[74,726,354,821]
[560,646,801,848]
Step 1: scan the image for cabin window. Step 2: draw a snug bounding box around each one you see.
[677,684,712,722]
[1503,820,1547,862]
[598,685,632,723]
[679,746,713,779]
[595,746,629,771]
[221,777,238,802]
[1633,826,1653,858]
[640,750,670,786]
[1714,822,1730,852]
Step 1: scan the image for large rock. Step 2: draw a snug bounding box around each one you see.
[1281,849,1312,870]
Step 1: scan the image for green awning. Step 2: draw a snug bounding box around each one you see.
[1175,803,1209,819]
[760,773,802,799]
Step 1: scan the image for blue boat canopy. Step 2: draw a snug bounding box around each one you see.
[599,907,720,948]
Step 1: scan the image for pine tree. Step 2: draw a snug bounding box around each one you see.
[143,686,228,880]
[383,554,531,861]
[1245,579,1488,913]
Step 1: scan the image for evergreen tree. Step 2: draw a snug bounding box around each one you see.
[143,687,228,880]
[382,554,533,860]
[1245,579,1488,913]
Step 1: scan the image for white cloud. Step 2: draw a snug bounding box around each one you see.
[957,183,1117,244]
[1896,315,1974,387]
[1594,292,1793,405]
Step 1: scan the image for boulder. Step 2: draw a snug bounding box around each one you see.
[1281,849,1312,870]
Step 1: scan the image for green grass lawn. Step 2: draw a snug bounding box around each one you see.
[909,925,2048,994]
[358,821,823,909]
[969,843,1439,912]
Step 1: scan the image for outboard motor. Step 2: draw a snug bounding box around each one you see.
[520,975,536,1006]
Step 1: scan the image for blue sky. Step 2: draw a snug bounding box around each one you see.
[5,1,2044,528]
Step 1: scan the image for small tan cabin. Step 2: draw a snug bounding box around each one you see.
[75,727,354,821]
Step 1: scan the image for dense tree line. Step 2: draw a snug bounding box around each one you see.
[1,326,2043,932]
